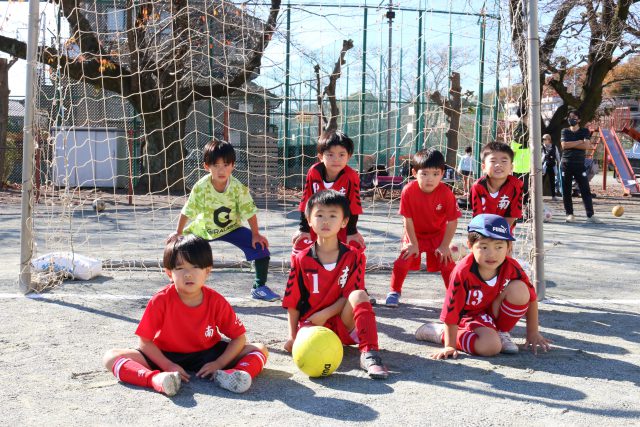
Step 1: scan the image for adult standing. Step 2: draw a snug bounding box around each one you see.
[541,134,560,201]
[560,111,602,223]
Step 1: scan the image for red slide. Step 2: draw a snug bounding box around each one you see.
[599,128,640,194]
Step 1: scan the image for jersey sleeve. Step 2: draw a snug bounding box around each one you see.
[298,169,315,212]
[236,183,259,222]
[505,177,523,219]
[181,180,205,219]
[340,251,365,297]
[560,128,569,142]
[135,295,165,342]
[282,257,302,310]
[213,295,247,340]
[347,168,363,215]
[444,186,462,222]
[470,181,483,217]
[439,268,467,325]
[398,184,413,218]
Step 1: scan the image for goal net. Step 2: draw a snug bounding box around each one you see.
[6,1,534,289]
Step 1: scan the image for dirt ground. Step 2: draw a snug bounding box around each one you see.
[1,174,639,425]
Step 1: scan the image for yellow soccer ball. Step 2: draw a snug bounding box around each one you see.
[292,326,343,377]
[612,205,624,217]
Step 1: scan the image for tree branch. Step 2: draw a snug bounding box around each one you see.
[314,64,326,126]
[323,39,353,132]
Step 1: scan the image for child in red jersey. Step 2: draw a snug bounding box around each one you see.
[292,131,364,256]
[385,148,461,308]
[283,190,388,379]
[415,214,551,358]
[103,235,268,396]
[470,141,523,229]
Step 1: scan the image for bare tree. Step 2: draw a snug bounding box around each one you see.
[429,72,463,168]
[509,0,640,141]
[0,0,281,192]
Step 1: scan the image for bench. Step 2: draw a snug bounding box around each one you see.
[372,175,404,199]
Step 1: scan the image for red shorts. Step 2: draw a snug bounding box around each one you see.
[399,235,454,273]
[458,311,498,332]
[299,316,358,346]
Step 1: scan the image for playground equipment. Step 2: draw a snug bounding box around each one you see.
[598,108,640,195]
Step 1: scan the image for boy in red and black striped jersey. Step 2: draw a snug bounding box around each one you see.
[103,235,268,396]
[385,148,462,308]
[470,142,523,229]
[415,214,551,358]
[283,190,388,379]
[292,131,364,258]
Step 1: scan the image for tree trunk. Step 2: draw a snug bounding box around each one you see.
[445,72,462,168]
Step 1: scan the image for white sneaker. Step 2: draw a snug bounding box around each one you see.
[565,214,576,223]
[498,331,519,354]
[214,369,252,394]
[586,215,603,224]
[415,322,444,343]
[151,371,181,396]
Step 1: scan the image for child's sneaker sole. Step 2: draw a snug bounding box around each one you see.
[152,371,181,396]
[415,322,444,344]
[214,369,252,394]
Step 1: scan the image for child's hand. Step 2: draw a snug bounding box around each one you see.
[525,332,552,355]
[435,244,453,265]
[166,231,181,243]
[166,362,190,382]
[252,232,269,250]
[196,360,224,379]
[430,346,459,360]
[346,232,366,249]
[401,243,419,260]
[284,337,295,353]
[292,231,312,245]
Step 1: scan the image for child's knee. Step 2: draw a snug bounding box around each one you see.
[348,289,369,305]
[249,342,269,358]
[504,280,530,305]
[102,349,120,370]
[474,333,501,356]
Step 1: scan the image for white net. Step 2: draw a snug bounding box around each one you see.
[3,1,534,286]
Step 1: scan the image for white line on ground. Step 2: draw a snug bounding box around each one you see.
[1,294,640,306]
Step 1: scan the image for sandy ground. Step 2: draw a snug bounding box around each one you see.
[1,174,639,425]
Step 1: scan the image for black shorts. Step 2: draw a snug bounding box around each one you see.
[139,340,228,372]
[460,170,472,177]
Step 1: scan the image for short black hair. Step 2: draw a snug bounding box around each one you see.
[304,189,351,220]
[465,146,472,154]
[412,148,445,171]
[203,139,236,166]
[481,141,514,162]
[568,110,580,119]
[317,130,354,156]
[467,231,512,246]
[163,234,213,270]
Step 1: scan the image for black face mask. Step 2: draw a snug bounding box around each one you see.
[568,118,578,126]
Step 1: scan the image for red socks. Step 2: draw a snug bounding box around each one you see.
[112,357,160,391]
[353,301,379,352]
[230,351,267,379]
[456,330,479,355]
[390,258,411,293]
[495,300,529,332]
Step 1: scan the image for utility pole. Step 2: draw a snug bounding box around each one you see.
[386,3,395,171]
[0,58,9,186]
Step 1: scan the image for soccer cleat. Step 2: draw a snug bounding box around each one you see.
[385,292,401,308]
[586,215,603,224]
[498,331,519,354]
[359,351,389,379]
[214,369,252,394]
[151,371,181,397]
[415,322,444,344]
[565,214,576,223]
[251,285,280,302]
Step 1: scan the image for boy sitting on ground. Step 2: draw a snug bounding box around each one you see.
[283,190,388,379]
[103,235,268,396]
[415,214,551,357]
